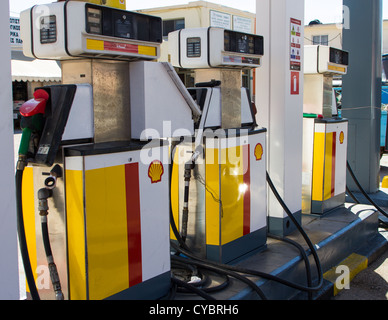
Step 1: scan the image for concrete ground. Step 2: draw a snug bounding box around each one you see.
[333,238,388,300]
[332,154,388,300]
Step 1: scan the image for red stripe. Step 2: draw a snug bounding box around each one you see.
[331,132,337,197]
[243,145,251,236]
[125,163,142,287]
[104,41,138,54]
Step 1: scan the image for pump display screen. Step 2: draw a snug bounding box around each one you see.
[87,7,102,34]
[40,15,57,44]
[187,37,201,57]
[114,12,133,39]
[330,48,349,66]
[224,30,264,55]
[85,4,162,43]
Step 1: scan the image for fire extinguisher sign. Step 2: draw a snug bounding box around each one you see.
[291,71,300,95]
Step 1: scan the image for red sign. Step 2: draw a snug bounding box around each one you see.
[104,41,138,54]
[291,71,300,95]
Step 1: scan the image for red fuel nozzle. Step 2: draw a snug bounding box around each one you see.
[20,89,49,117]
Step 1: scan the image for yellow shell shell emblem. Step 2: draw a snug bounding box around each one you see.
[339,131,345,145]
[148,160,164,184]
[254,143,263,161]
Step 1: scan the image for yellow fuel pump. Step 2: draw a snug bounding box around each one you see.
[18,1,198,300]
[168,28,268,264]
[302,45,349,215]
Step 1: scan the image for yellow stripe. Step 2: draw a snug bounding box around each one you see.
[220,146,244,245]
[323,132,334,200]
[22,167,37,293]
[85,165,129,300]
[66,169,87,300]
[312,132,325,201]
[323,253,368,296]
[206,148,221,246]
[86,39,104,51]
[138,45,157,57]
[328,64,346,73]
[170,149,180,241]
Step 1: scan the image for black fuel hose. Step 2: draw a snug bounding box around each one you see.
[346,186,360,204]
[169,169,324,296]
[169,141,323,298]
[266,172,324,292]
[171,259,231,294]
[268,234,313,299]
[171,252,268,300]
[346,161,388,228]
[40,215,64,300]
[16,168,40,300]
[171,276,216,300]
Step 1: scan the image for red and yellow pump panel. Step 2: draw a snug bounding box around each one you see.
[171,130,267,264]
[22,144,171,300]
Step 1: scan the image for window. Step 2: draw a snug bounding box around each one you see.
[313,35,329,46]
[163,19,185,38]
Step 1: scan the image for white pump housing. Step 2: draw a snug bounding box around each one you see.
[168,27,264,69]
[304,45,349,75]
[20,1,162,61]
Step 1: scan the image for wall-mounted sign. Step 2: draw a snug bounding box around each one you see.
[210,10,231,29]
[290,18,301,71]
[233,16,252,33]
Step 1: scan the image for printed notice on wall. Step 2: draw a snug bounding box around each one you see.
[290,18,301,71]
[210,10,231,30]
[10,17,23,45]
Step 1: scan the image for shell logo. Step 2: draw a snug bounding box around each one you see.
[148,160,164,184]
[254,143,263,161]
[339,131,345,145]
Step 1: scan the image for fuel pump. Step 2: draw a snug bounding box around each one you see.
[18,1,198,300]
[302,45,349,215]
[168,27,267,264]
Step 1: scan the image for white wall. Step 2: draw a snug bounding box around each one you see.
[0,0,20,300]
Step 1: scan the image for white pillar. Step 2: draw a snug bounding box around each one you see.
[256,0,305,236]
[0,1,20,299]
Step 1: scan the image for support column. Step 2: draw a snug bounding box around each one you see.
[0,0,20,299]
[341,0,383,193]
[256,0,305,236]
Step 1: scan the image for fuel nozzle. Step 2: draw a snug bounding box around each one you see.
[18,89,49,166]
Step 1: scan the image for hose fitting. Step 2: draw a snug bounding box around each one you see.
[16,154,27,171]
[181,162,195,242]
[38,188,52,216]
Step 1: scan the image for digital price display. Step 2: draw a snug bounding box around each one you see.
[85,4,162,43]
[329,47,349,66]
[224,30,264,56]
